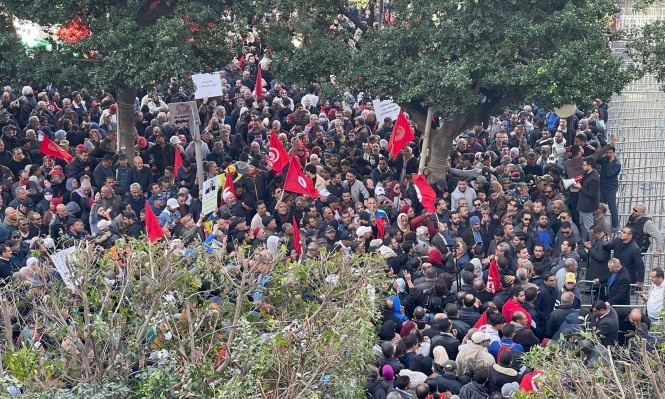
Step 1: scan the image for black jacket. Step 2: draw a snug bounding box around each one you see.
[488,364,520,393]
[604,266,632,306]
[426,374,464,395]
[603,238,645,284]
[577,169,600,213]
[430,332,461,360]
[591,306,619,346]
[545,305,577,339]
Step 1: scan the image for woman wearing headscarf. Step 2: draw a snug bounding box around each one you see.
[395,212,411,237]
[40,156,55,177]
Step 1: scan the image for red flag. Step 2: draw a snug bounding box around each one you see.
[387,110,415,158]
[487,257,501,294]
[173,148,183,177]
[375,216,386,239]
[255,65,264,99]
[144,200,165,243]
[474,309,488,329]
[220,168,237,206]
[292,215,302,258]
[40,135,73,163]
[284,156,319,198]
[412,174,436,214]
[268,131,289,173]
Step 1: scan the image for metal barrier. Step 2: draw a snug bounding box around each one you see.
[577,280,651,308]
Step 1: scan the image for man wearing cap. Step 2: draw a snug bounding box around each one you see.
[456,331,495,376]
[1,125,20,151]
[461,215,486,254]
[158,198,182,228]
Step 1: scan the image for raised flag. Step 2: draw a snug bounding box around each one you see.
[284,156,319,198]
[474,309,488,329]
[487,257,501,294]
[292,215,302,258]
[40,135,73,163]
[255,65,264,99]
[268,131,289,173]
[144,200,165,243]
[412,174,436,214]
[375,216,386,239]
[387,110,415,158]
[220,168,237,206]
[173,148,183,177]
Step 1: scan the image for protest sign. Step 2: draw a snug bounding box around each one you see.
[372,98,400,122]
[191,72,223,99]
[201,175,220,215]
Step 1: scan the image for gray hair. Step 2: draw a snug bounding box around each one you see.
[564,258,578,269]
[130,183,142,191]
[497,242,510,253]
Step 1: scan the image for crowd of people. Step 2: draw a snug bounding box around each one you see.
[0,24,664,398]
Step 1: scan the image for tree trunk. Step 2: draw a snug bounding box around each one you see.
[427,116,467,181]
[117,88,137,163]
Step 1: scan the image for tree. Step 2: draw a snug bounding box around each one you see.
[265,0,635,179]
[0,238,383,397]
[2,0,242,158]
[628,20,665,87]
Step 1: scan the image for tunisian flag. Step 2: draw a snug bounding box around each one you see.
[268,131,289,173]
[144,200,165,243]
[412,174,436,214]
[173,148,183,177]
[387,110,415,158]
[220,168,237,205]
[292,215,303,258]
[255,66,264,98]
[40,135,73,163]
[284,156,319,198]
[486,257,501,294]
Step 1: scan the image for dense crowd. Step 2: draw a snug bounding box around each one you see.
[0,17,664,398]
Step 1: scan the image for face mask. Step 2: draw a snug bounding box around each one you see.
[44,194,53,201]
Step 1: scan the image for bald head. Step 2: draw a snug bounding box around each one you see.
[560,291,574,306]
[629,309,643,324]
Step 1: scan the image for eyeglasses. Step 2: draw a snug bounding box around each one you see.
[633,208,639,212]
[20,224,28,227]
[523,218,531,221]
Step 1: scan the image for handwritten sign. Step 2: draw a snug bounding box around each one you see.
[168,101,200,132]
[192,72,224,99]
[372,99,400,122]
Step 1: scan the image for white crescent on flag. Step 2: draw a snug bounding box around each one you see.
[269,147,280,163]
[393,125,405,141]
[297,176,307,188]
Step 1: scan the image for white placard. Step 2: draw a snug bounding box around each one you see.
[50,246,79,290]
[372,99,400,122]
[201,175,220,215]
[168,101,200,131]
[192,72,224,99]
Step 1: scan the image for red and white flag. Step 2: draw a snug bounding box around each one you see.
[40,135,73,163]
[220,168,237,206]
[486,257,501,294]
[145,200,165,243]
[387,110,415,158]
[268,131,289,173]
[284,156,319,198]
[255,66,264,99]
[412,174,436,214]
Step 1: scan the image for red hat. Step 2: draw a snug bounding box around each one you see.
[76,144,86,151]
[109,104,117,111]
[50,198,62,206]
[49,168,63,176]
[137,137,148,149]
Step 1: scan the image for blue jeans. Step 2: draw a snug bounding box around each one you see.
[600,187,619,228]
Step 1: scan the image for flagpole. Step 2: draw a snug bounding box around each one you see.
[418,108,433,175]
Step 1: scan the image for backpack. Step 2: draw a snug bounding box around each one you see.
[495,341,515,362]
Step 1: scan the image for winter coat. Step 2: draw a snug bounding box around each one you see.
[458,381,490,399]
[545,305,577,339]
[488,364,520,393]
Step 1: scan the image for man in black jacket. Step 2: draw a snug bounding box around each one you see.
[535,272,558,338]
[591,300,619,346]
[593,258,632,306]
[429,318,461,361]
[603,227,645,287]
[545,291,577,339]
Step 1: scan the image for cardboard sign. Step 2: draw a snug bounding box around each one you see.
[50,246,79,290]
[168,101,200,131]
[372,98,400,122]
[192,72,224,99]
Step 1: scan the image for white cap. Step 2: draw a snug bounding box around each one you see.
[471,331,491,344]
[167,198,179,208]
[356,226,372,237]
[97,219,112,230]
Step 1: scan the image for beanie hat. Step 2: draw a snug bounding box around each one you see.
[381,365,394,381]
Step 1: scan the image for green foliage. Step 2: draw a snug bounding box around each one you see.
[628,20,665,89]
[2,0,241,91]
[0,239,383,397]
